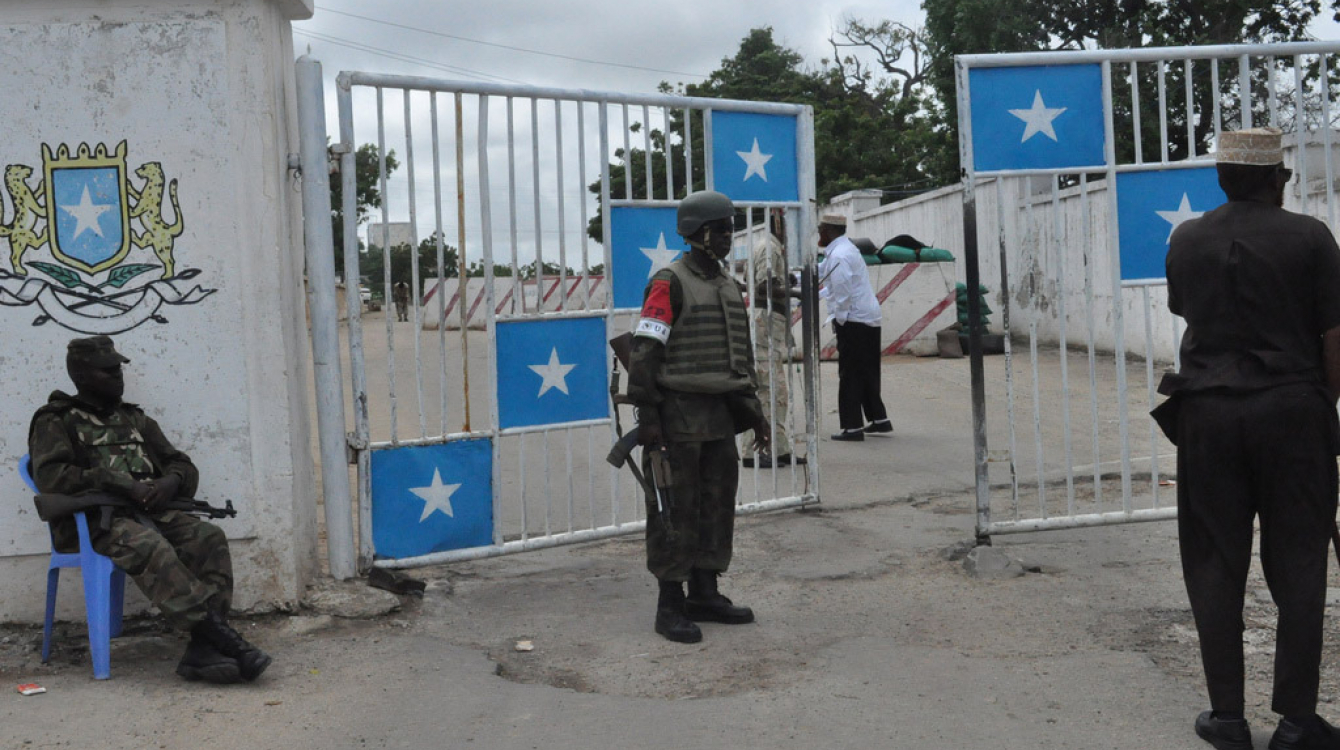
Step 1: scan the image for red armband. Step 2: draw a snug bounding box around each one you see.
[640,279,673,324]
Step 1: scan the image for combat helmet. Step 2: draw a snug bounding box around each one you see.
[676,190,734,237]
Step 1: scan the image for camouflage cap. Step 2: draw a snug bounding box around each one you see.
[66,335,130,369]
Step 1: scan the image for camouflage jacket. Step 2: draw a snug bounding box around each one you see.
[28,390,200,500]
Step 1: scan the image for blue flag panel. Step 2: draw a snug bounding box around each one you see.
[371,440,493,559]
[968,64,1105,171]
[496,316,610,429]
[610,206,686,310]
[710,111,799,202]
[1117,167,1225,282]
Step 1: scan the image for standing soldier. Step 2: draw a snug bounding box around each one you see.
[1156,127,1340,750]
[741,208,803,468]
[392,281,411,322]
[627,190,770,643]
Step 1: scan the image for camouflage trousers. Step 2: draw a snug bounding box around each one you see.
[643,437,739,581]
[90,510,233,631]
[741,310,792,458]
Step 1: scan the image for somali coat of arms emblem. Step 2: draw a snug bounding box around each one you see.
[0,140,214,334]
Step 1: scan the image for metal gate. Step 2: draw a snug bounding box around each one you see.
[297,62,821,572]
[956,41,1340,539]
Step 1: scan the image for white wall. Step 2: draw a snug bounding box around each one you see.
[0,0,316,623]
[830,139,1340,366]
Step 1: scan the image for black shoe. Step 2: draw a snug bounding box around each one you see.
[743,454,775,468]
[864,420,893,434]
[1195,711,1252,750]
[1270,715,1340,750]
[191,611,272,681]
[831,430,864,442]
[654,581,702,643]
[741,457,754,468]
[175,637,243,684]
[685,569,755,624]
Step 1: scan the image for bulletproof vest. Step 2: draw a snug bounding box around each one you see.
[66,404,157,477]
[658,259,755,393]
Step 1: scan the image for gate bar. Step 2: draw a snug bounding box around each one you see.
[342,72,807,115]
[295,57,356,580]
[958,40,1340,67]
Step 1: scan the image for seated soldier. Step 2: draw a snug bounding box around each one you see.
[28,335,271,684]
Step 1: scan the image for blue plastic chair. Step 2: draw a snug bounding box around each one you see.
[20,454,126,680]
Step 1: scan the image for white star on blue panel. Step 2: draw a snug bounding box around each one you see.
[496,315,610,428]
[529,347,577,397]
[371,440,493,559]
[967,64,1105,171]
[610,206,686,310]
[710,110,798,202]
[1116,167,1225,282]
[736,138,774,181]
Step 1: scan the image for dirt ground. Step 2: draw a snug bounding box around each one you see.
[4,326,1340,749]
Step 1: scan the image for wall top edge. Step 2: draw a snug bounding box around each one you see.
[275,0,314,21]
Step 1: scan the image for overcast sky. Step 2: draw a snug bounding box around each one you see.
[292,3,1340,274]
[294,0,925,96]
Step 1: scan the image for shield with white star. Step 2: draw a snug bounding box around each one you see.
[609,206,686,310]
[42,143,132,274]
[1116,167,1225,282]
[710,111,799,202]
[495,315,610,429]
[967,64,1105,172]
[370,439,493,559]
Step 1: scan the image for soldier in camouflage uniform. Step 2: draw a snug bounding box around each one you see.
[628,190,770,643]
[393,281,410,322]
[28,336,271,684]
[741,208,802,468]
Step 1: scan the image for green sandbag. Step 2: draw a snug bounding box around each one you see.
[879,244,955,263]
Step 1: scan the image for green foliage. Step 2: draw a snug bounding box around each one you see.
[363,231,460,289]
[330,143,400,280]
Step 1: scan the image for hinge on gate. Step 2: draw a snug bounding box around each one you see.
[328,142,352,155]
[346,431,368,464]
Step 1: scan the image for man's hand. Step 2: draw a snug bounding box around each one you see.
[752,418,772,453]
[129,480,153,506]
[638,422,664,447]
[139,474,182,512]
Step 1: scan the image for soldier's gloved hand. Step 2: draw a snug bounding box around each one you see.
[638,422,663,447]
[143,473,182,512]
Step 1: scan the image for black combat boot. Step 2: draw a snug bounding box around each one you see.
[175,633,243,684]
[190,610,272,681]
[654,580,703,643]
[685,568,754,624]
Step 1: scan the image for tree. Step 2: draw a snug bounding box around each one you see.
[329,143,400,280]
[585,27,949,241]
[362,231,460,292]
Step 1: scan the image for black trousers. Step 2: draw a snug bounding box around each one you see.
[1176,384,1338,716]
[834,321,888,431]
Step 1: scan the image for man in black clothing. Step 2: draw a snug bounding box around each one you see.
[1158,127,1340,750]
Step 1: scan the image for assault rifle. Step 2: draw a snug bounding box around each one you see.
[34,492,237,528]
[606,332,677,540]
